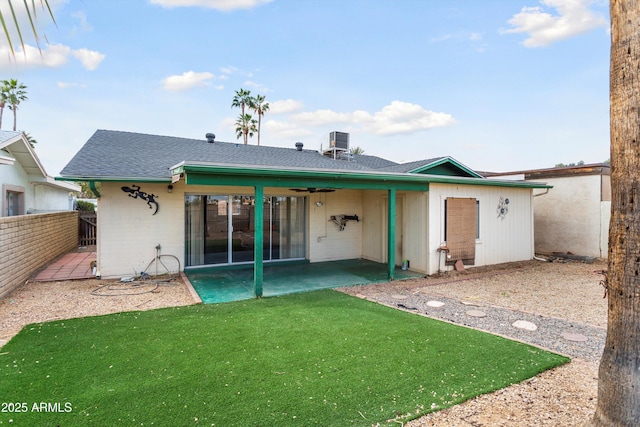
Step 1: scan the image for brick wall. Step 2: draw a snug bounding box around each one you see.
[0,211,78,298]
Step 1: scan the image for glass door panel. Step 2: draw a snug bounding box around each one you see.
[231,195,254,263]
[186,194,306,267]
[272,196,306,260]
[204,195,229,265]
[185,195,205,266]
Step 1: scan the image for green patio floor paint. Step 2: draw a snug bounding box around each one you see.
[185,259,423,303]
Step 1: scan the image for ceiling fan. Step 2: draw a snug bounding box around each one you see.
[289,188,336,193]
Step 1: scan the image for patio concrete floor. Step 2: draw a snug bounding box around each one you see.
[185,259,423,304]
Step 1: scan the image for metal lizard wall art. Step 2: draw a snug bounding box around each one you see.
[121,184,159,215]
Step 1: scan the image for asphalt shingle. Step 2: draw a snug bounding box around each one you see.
[60,130,464,180]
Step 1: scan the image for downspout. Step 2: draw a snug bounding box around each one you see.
[90,181,101,198]
[532,187,548,261]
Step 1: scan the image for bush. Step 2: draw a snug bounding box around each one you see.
[76,200,96,212]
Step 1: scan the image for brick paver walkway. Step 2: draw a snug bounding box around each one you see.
[33,251,96,281]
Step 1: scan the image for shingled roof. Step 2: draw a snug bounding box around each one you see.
[60,130,461,180]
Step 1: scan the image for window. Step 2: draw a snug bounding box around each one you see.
[2,185,25,217]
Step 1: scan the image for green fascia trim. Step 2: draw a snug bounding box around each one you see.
[55,176,171,183]
[409,157,484,178]
[186,172,430,191]
[178,164,549,190]
[424,175,551,189]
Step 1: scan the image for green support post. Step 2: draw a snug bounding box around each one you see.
[387,188,396,281]
[254,185,264,297]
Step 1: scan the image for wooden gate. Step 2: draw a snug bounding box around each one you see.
[79,212,97,246]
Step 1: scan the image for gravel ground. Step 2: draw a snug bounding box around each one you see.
[339,258,607,426]
[1,259,606,426]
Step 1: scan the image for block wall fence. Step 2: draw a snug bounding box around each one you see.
[0,211,78,298]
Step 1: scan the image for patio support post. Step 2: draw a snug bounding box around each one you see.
[254,185,264,297]
[387,188,396,280]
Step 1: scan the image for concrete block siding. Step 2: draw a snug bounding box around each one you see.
[0,211,78,298]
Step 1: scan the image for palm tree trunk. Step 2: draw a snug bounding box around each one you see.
[12,108,17,131]
[588,1,640,425]
[257,114,261,146]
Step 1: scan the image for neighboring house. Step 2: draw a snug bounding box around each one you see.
[484,163,610,259]
[0,130,80,216]
[58,129,549,288]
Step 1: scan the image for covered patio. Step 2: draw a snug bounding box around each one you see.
[185,258,423,303]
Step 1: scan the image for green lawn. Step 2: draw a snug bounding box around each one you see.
[0,290,568,426]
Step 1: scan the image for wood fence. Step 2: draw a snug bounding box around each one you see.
[79,212,97,246]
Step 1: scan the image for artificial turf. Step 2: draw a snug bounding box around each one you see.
[0,289,569,426]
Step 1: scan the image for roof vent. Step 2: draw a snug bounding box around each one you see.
[295,142,304,151]
[205,133,216,143]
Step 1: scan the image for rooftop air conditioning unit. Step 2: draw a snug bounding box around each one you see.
[330,131,349,151]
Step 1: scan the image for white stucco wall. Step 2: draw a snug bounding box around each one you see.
[427,183,534,274]
[97,183,367,277]
[97,181,186,278]
[97,181,535,278]
[307,189,363,262]
[533,175,605,258]
[1,159,74,216]
[32,184,75,212]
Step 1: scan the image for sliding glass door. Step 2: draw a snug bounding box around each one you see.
[185,194,306,267]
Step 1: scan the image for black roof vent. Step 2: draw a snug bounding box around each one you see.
[295,142,303,151]
[205,133,216,143]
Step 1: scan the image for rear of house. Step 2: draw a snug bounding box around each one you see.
[58,130,547,290]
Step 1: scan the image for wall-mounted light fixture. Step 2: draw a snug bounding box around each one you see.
[316,201,323,207]
[167,184,173,193]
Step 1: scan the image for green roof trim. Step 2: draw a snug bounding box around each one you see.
[409,157,484,178]
[171,162,550,190]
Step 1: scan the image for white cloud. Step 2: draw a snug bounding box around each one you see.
[71,48,105,70]
[57,81,87,89]
[292,109,353,125]
[269,99,304,114]
[70,10,92,34]
[264,120,313,139]
[162,71,215,91]
[243,80,269,92]
[0,43,106,70]
[503,0,607,47]
[149,0,272,11]
[289,101,455,136]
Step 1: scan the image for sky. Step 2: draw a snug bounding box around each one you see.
[0,0,611,176]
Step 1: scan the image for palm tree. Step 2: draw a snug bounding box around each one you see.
[1,0,56,57]
[587,1,640,426]
[234,113,258,145]
[231,88,253,118]
[23,132,37,147]
[251,94,269,146]
[350,146,365,155]
[0,80,9,129]
[3,79,28,131]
